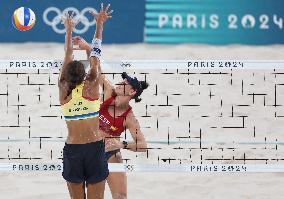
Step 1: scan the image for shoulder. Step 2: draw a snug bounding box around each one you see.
[58,80,68,90]
[85,74,99,85]
[127,109,134,117]
[125,110,139,126]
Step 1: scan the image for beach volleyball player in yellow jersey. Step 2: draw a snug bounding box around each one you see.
[58,4,112,199]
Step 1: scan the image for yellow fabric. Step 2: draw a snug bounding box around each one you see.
[61,82,100,121]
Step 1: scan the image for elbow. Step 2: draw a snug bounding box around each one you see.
[90,57,100,72]
[89,58,101,79]
[65,49,73,58]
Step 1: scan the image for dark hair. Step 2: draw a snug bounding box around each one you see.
[133,81,149,103]
[64,60,86,99]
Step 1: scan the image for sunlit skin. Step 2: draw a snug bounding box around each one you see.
[72,21,148,199]
[98,76,147,199]
[59,3,112,199]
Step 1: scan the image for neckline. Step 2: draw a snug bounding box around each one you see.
[105,98,131,119]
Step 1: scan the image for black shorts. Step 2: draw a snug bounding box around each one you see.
[62,140,109,184]
[105,149,120,161]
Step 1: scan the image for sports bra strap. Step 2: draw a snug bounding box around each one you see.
[72,81,85,98]
[120,107,132,118]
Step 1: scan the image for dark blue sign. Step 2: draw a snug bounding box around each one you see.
[145,0,284,44]
[0,0,145,43]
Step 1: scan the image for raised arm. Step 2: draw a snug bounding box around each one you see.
[87,3,112,82]
[59,15,75,83]
[99,74,115,99]
[73,36,114,99]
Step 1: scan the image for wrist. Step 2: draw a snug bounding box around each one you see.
[122,141,128,149]
[90,39,102,59]
[96,24,104,31]
[86,46,92,54]
[66,29,72,34]
[96,20,104,26]
[84,45,92,52]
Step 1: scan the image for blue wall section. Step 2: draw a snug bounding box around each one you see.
[0,0,145,43]
[145,0,284,44]
[1,0,284,44]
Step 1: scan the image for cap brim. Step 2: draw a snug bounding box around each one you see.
[122,72,140,90]
[122,72,134,85]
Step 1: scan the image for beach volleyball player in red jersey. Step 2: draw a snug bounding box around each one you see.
[72,39,148,199]
[99,72,148,199]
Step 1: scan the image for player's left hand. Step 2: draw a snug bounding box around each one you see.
[72,36,90,50]
[89,3,113,24]
[62,12,77,33]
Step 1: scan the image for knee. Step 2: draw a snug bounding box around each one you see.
[113,192,127,199]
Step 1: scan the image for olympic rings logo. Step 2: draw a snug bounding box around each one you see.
[120,62,132,68]
[43,7,97,34]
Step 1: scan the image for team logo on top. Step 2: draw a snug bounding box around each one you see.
[110,126,118,131]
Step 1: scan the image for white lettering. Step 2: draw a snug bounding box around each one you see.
[99,115,110,125]
[201,14,206,28]
[158,14,169,28]
[210,14,219,29]
[173,14,183,28]
[187,14,197,28]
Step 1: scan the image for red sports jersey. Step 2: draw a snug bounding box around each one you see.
[99,97,132,136]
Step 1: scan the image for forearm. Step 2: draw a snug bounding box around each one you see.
[65,30,73,55]
[89,7,109,78]
[100,74,112,87]
[90,22,103,73]
[85,46,91,61]
[90,21,104,61]
[94,21,104,40]
[60,31,73,81]
[125,140,147,152]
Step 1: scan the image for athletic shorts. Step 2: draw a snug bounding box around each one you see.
[62,140,109,184]
[105,149,120,161]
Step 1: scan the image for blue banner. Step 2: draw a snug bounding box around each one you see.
[0,0,145,43]
[145,0,284,44]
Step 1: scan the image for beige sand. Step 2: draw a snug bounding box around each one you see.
[0,43,284,199]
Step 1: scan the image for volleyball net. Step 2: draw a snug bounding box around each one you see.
[1,60,284,172]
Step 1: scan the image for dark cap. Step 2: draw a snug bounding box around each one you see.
[121,72,143,97]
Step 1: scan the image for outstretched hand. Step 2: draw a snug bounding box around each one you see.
[62,12,77,33]
[90,3,113,24]
[72,36,90,50]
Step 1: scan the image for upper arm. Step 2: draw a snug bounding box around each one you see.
[60,30,73,83]
[126,112,146,143]
[87,56,100,83]
[59,54,73,84]
[99,74,115,100]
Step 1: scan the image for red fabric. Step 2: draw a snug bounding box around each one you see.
[99,97,132,136]
[82,96,99,101]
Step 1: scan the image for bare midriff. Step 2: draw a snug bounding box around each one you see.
[66,117,102,144]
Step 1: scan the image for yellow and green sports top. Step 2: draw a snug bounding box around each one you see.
[61,81,100,121]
